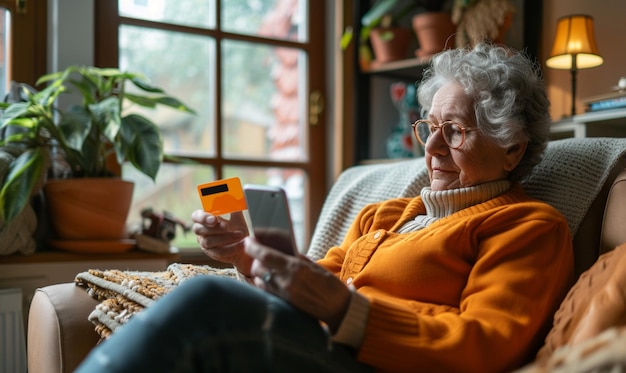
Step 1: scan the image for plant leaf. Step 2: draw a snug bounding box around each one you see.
[0,149,45,222]
[0,102,30,126]
[123,93,158,109]
[35,67,72,86]
[151,96,196,114]
[130,77,165,93]
[89,67,124,77]
[58,108,92,151]
[89,97,121,142]
[340,26,354,50]
[0,124,39,146]
[361,0,400,27]
[124,93,196,114]
[69,74,99,106]
[119,114,163,181]
[1,116,39,134]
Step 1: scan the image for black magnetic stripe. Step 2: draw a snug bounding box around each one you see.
[201,183,229,196]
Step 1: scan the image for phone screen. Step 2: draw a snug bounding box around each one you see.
[243,185,298,256]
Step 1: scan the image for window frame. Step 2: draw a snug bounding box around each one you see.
[0,0,47,88]
[94,0,327,251]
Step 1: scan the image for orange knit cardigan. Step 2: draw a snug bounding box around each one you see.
[317,184,574,373]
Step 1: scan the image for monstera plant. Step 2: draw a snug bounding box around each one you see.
[0,66,194,237]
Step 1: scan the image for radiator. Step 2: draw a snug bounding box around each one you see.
[0,288,27,373]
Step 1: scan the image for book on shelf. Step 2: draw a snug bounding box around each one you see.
[583,90,626,112]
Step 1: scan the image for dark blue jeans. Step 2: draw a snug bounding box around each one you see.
[75,276,374,373]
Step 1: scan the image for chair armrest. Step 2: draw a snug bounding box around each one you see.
[27,283,100,373]
[601,168,626,254]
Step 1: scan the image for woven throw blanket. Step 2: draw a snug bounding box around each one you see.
[308,138,626,261]
[75,263,238,339]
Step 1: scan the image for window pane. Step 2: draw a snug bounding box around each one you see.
[221,0,307,42]
[119,0,215,29]
[119,24,215,157]
[0,9,10,98]
[126,164,307,252]
[124,163,215,250]
[224,166,306,253]
[222,40,307,161]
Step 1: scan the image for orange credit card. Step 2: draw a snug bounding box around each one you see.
[197,177,247,216]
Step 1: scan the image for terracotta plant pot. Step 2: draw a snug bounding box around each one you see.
[412,12,456,58]
[369,27,412,65]
[44,178,134,240]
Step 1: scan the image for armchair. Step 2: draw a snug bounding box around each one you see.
[28,138,626,372]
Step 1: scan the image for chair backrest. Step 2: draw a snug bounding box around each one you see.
[521,138,626,277]
[308,138,626,278]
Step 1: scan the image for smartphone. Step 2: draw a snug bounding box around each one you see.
[243,184,298,256]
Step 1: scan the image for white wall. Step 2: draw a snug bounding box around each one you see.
[47,0,94,73]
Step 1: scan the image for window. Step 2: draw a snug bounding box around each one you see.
[95,0,327,252]
[0,0,47,96]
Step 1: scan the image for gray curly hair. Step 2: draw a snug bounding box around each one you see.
[417,42,551,182]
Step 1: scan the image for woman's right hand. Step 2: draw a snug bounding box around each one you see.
[191,210,254,276]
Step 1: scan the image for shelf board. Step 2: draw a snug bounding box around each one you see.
[573,107,626,124]
[362,57,431,80]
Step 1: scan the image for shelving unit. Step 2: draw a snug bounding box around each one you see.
[347,0,543,164]
[550,108,626,140]
[348,1,418,164]
[362,57,430,77]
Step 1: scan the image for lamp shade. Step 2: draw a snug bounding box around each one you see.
[546,15,603,70]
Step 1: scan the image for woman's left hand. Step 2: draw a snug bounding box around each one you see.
[244,236,351,332]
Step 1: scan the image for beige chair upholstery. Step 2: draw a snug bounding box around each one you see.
[28,284,99,373]
[600,168,626,253]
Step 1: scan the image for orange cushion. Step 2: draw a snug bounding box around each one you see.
[536,242,626,361]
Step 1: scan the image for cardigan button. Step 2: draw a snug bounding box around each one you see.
[346,277,353,285]
[374,231,381,239]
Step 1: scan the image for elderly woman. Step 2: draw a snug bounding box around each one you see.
[76,43,573,373]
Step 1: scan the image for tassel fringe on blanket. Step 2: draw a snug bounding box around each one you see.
[75,263,239,340]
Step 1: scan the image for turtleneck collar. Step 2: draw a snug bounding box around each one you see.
[396,179,511,234]
[420,179,512,218]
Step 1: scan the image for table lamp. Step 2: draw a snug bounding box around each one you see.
[546,15,603,117]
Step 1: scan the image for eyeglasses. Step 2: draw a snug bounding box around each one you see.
[411,120,479,149]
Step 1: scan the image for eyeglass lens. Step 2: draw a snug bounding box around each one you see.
[415,121,464,148]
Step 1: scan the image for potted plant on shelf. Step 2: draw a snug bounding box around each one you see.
[367,13,413,68]
[452,0,515,48]
[0,65,194,248]
[341,0,454,68]
[411,0,456,58]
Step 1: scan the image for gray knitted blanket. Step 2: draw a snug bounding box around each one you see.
[307,138,626,261]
